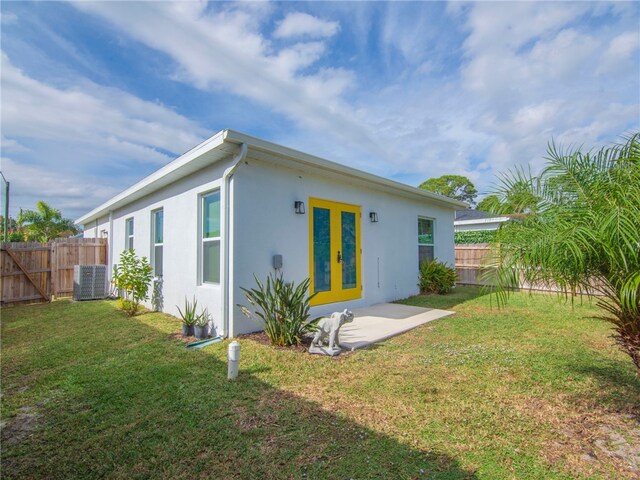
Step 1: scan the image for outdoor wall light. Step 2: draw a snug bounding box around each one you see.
[294,201,306,214]
[369,212,379,223]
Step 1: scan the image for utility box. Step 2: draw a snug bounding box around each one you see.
[272,254,283,270]
[73,265,109,301]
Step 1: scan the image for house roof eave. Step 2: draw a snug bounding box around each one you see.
[76,129,467,226]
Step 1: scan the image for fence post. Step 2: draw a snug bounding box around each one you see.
[50,241,56,300]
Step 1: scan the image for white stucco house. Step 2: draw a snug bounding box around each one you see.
[76,130,466,337]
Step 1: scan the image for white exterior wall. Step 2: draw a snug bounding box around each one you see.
[230,159,456,336]
[83,216,109,239]
[85,158,234,336]
[82,153,457,338]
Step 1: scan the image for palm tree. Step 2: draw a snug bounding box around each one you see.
[489,134,640,374]
[479,168,540,215]
[17,201,79,242]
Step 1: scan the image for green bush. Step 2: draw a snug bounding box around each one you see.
[419,259,457,294]
[239,273,321,346]
[454,230,497,244]
[112,250,153,317]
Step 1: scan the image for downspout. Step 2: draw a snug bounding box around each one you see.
[221,143,247,338]
[107,211,114,285]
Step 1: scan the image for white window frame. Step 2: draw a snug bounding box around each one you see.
[417,216,435,264]
[125,217,134,251]
[200,190,221,285]
[151,208,163,277]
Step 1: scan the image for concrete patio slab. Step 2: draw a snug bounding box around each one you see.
[338,303,455,350]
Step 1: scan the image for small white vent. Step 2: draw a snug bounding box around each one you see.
[73,265,108,301]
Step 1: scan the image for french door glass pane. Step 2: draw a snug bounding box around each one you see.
[203,240,220,283]
[341,211,357,289]
[313,207,331,293]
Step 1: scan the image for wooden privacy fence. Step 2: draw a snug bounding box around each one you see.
[455,243,493,286]
[0,238,107,305]
[454,243,604,295]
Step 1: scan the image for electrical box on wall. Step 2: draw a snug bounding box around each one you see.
[272,254,283,270]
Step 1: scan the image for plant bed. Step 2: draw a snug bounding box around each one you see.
[168,332,196,344]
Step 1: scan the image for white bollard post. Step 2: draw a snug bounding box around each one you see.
[228,341,240,380]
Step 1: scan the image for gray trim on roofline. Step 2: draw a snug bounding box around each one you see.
[76,129,467,225]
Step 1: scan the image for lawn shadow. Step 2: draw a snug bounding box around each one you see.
[2,303,478,480]
[567,356,640,414]
[396,285,490,311]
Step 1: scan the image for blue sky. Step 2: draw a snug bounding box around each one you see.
[1,1,638,220]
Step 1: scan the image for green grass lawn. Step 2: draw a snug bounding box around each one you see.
[1,287,638,479]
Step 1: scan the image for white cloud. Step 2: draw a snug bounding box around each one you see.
[445,1,640,180]
[379,2,444,65]
[1,156,120,220]
[274,12,340,39]
[71,2,384,160]
[4,0,636,217]
[0,52,212,218]
[597,30,640,74]
[78,0,631,193]
[1,136,29,153]
[0,11,17,25]
[606,31,640,60]
[1,52,207,165]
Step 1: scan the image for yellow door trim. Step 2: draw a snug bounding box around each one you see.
[309,197,361,306]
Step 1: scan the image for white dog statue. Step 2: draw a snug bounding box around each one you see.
[310,309,354,355]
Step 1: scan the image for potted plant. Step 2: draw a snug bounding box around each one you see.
[194,308,210,340]
[177,297,198,337]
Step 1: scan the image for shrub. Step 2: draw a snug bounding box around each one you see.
[454,230,497,244]
[239,273,321,346]
[112,250,153,316]
[419,259,457,294]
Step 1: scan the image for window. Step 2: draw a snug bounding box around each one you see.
[201,191,221,284]
[151,209,163,276]
[418,217,434,264]
[125,218,134,251]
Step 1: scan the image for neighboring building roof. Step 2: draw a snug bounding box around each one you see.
[76,129,467,225]
[454,207,511,230]
[455,209,493,221]
[454,217,511,227]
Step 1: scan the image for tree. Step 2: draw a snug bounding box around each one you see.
[17,201,79,242]
[476,195,501,213]
[0,215,24,242]
[489,134,640,374]
[419,175,477,206]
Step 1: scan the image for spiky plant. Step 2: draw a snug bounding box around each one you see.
[239,273,320,347]
[488,133,640,374]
